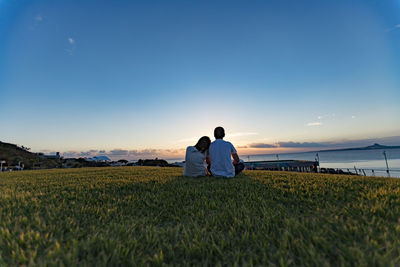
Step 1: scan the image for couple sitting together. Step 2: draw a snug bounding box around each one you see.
[183,126,245,178]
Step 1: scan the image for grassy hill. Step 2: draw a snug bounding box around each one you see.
[0,141,60,169]
[0,167,399,265]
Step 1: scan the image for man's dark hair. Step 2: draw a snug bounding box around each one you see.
[214,127,225,139]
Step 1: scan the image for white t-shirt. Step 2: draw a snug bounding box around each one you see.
[209,139,237,177]
[183,146,207,177]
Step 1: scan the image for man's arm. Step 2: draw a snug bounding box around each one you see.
[232,153,239,165]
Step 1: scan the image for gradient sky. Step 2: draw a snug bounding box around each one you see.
[1,0,400,159]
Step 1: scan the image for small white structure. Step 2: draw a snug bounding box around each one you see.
[86,156,111,162]
[13,165,23,171]
[0,160,5,171]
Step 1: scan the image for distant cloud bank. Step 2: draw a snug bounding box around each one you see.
[248,141,325,149]
[248,143,277,148]
[246,136,400,150]
[307,122,322,126]
[59,136,400,160]
[62,148,185,160]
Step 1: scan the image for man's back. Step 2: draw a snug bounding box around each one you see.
[209,139,236,177]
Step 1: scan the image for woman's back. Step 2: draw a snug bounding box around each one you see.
[183,146,207,177]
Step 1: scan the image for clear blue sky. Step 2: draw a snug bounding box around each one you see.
[1,0,399,159]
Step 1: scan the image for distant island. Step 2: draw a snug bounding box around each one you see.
[317,143,400,153]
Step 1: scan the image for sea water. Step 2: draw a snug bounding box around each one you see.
[168,148,400,178]
[243,148,400,178]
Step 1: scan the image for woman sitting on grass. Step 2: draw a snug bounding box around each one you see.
[183,136,211,177]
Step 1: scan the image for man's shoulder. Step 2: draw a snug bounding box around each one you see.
[211,139,230,144]
[210,140,218,146]
[221,140,234,147]
[210,140,235,151]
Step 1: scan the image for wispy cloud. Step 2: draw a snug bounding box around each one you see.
[29,15,44,31]
[386,24,400,32]
[65,37,76,55]
[307,122,322,126]
[316,113,336,119]
[35,15,43,22]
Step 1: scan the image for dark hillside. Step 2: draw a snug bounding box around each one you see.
[0,141,60,169]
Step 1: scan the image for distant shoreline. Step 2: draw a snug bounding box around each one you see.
[315,144,400,153]
[239,144,400,158]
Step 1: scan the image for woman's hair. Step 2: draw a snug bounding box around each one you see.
[194,136,211,153]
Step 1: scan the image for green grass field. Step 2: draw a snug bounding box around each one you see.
[1,167,400,266]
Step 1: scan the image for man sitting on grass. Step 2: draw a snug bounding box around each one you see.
[207,126,245,178]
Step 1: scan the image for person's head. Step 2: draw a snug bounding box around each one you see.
[195,136,211,153]
[214,126,225,139]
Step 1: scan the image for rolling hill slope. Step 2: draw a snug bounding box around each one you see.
[0,141,60,169]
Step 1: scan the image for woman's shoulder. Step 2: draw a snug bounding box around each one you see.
[186,146,206,155]
[186,146,196,152]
